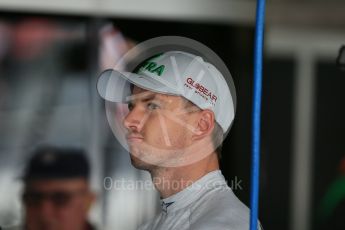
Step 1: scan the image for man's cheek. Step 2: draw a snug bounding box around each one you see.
[57,206,80,229]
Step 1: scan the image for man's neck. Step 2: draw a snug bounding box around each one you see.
[150,153,219,198]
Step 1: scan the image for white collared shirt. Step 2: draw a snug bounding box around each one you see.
[138,170,262,230]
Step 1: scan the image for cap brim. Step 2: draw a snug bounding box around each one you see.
[97,69,179,103]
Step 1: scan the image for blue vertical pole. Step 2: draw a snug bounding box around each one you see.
[250,0,266,229]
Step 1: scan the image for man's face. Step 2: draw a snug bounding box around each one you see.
[123,86,200,169]
[23,179,94,230]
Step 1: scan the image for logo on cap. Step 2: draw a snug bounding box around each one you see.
[136,53,165,76]
[185,77,218,106]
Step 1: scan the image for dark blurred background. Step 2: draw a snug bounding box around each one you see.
[0,0,345,229]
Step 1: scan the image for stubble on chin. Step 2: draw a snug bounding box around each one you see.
[129,153,153,171]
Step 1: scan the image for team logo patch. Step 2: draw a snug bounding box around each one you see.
[185,77,218,106]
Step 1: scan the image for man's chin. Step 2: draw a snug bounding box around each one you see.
[129,154,153,170]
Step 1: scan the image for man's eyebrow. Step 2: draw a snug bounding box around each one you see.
[142,95,156,102]
[126,92,157,103]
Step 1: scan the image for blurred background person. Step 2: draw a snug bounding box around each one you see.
[18,146,96,230]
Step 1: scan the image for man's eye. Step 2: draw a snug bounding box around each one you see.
[147,102,159,110]
[128,103,134,111]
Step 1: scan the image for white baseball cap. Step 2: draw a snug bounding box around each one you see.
[97,51,235,133]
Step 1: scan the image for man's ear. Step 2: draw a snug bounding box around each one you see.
[192,109,215,140]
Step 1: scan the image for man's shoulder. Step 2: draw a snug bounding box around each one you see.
[189,187,253,230]
[194,184,250,213]
[137,212,163,230]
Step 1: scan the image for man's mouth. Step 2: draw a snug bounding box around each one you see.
[126,134,144,143]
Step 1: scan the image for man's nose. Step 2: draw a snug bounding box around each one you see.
[123,106,147,132]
